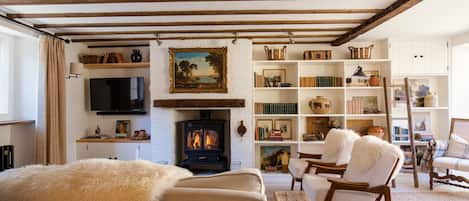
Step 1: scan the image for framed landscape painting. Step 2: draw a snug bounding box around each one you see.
[169,47,227,93]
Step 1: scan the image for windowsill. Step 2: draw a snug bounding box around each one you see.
[0,120,35,126]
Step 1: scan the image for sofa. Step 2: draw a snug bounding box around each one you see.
[163,168,267,201]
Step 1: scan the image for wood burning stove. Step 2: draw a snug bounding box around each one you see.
[177,117,229,172]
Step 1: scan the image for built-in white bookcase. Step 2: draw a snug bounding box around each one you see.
[252,39,451,171]
[253,59,392,170]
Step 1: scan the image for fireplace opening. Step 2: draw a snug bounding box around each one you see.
[176,110,230,173]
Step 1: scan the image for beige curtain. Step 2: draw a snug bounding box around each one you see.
[36,36,67,164]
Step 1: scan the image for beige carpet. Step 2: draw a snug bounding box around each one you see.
[263,172,469,201]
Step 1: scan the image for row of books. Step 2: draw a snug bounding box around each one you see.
[254,73,265,88]
[346,100,364,114]
[255,103,298,114]
[255,128,283,141]
[300,76,343,87]
[393,126,409,141]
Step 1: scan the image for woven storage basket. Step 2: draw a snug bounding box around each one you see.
[264,46,287,60]
[348,45,374,59]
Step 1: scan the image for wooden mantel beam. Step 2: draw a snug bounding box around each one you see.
[332,0,423,46]
[0,0,258,5]
[8,9,383,18]
[35,19,365,28]
[55,28,352,36]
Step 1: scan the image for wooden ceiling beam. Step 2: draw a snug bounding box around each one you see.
[253,41,331,45]
[332,0,423,46]
[35,19,365,28]
[8,9,382,18]
[55,28,352,36]
[71,34,340,42]
[0,0,259,5]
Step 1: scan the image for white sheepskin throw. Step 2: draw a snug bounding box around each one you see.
[0,159,192,201]
[321,129,361,165]
[348,135,404,178]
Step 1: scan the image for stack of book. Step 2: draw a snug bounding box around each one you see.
[254,103,298,114]
[254,73,265,88]
[346,100,363,114]
[255,127,270,140]
[268,130,283,141]
[300,76,343,87]
[393,126,409,141]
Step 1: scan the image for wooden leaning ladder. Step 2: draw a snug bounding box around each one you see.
[383,77,419,188]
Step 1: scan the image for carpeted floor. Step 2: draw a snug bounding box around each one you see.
[263,172,469,201]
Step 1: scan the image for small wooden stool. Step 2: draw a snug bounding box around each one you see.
[274,191,309,201]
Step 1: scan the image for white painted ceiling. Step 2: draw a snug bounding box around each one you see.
[1,0,467,44]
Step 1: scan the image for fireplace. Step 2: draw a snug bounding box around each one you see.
[176,111,230,172]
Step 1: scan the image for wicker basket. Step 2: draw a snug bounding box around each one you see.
[264,46,287,60]
[79,54,101,64]
[304,50,332,60]
[348,45,374,59]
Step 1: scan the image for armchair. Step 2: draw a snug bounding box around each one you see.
[302,135,404,201]
[288,129,360,190]
[428,118,469,190]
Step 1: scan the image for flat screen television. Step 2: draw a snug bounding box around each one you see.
[90,77,145,114]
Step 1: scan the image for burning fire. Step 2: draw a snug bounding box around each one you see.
[192,132,201,149]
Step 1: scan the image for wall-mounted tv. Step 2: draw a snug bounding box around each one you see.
[90,77,145,115]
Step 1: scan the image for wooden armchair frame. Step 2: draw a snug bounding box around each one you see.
[323,158,400,201]
[290,152,348,190]
[429,118,469,190]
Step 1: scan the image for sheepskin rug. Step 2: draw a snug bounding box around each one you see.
[0,159,193,201]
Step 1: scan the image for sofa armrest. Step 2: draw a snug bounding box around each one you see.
[175,169,264,194]
[162,187,266,201]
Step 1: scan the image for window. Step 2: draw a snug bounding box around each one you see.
[0,34,12,118]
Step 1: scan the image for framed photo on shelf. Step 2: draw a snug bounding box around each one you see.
[260,146,291,173]
[347,119,374,136]
[274,119,292,140]
[409,79,430,107]
[413,113,430,132]
[115,120,130,138]
[256,119,273,134]
[262,69,286,87]
[169,47,227,93]
[352,96,379,114]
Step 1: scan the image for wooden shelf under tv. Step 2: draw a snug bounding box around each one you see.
[83,62,150,69]
[76,138,150,143]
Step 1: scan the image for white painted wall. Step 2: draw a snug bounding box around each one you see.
[0,35,39,167]
[150,39,254,168]
[451,45,469,118]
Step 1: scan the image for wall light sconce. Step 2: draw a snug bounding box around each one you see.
[66,62,83,79]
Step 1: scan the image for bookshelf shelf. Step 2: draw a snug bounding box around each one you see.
[254,114,298,117]
[300,87,345,90]
[299,141,325,144]
[299,114,345,117]
[346,87,382,90]
[255,87,298,90]
[346,114,387,117]
[255,141,298,144]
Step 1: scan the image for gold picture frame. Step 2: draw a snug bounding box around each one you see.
[169,47,228,93]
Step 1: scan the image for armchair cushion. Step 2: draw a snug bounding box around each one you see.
[288,158,316,179]
[446,134,469,159]
[302,174,377,201]
[322,129,361,165]
[433,157,469,172]
[175,169,264,194]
